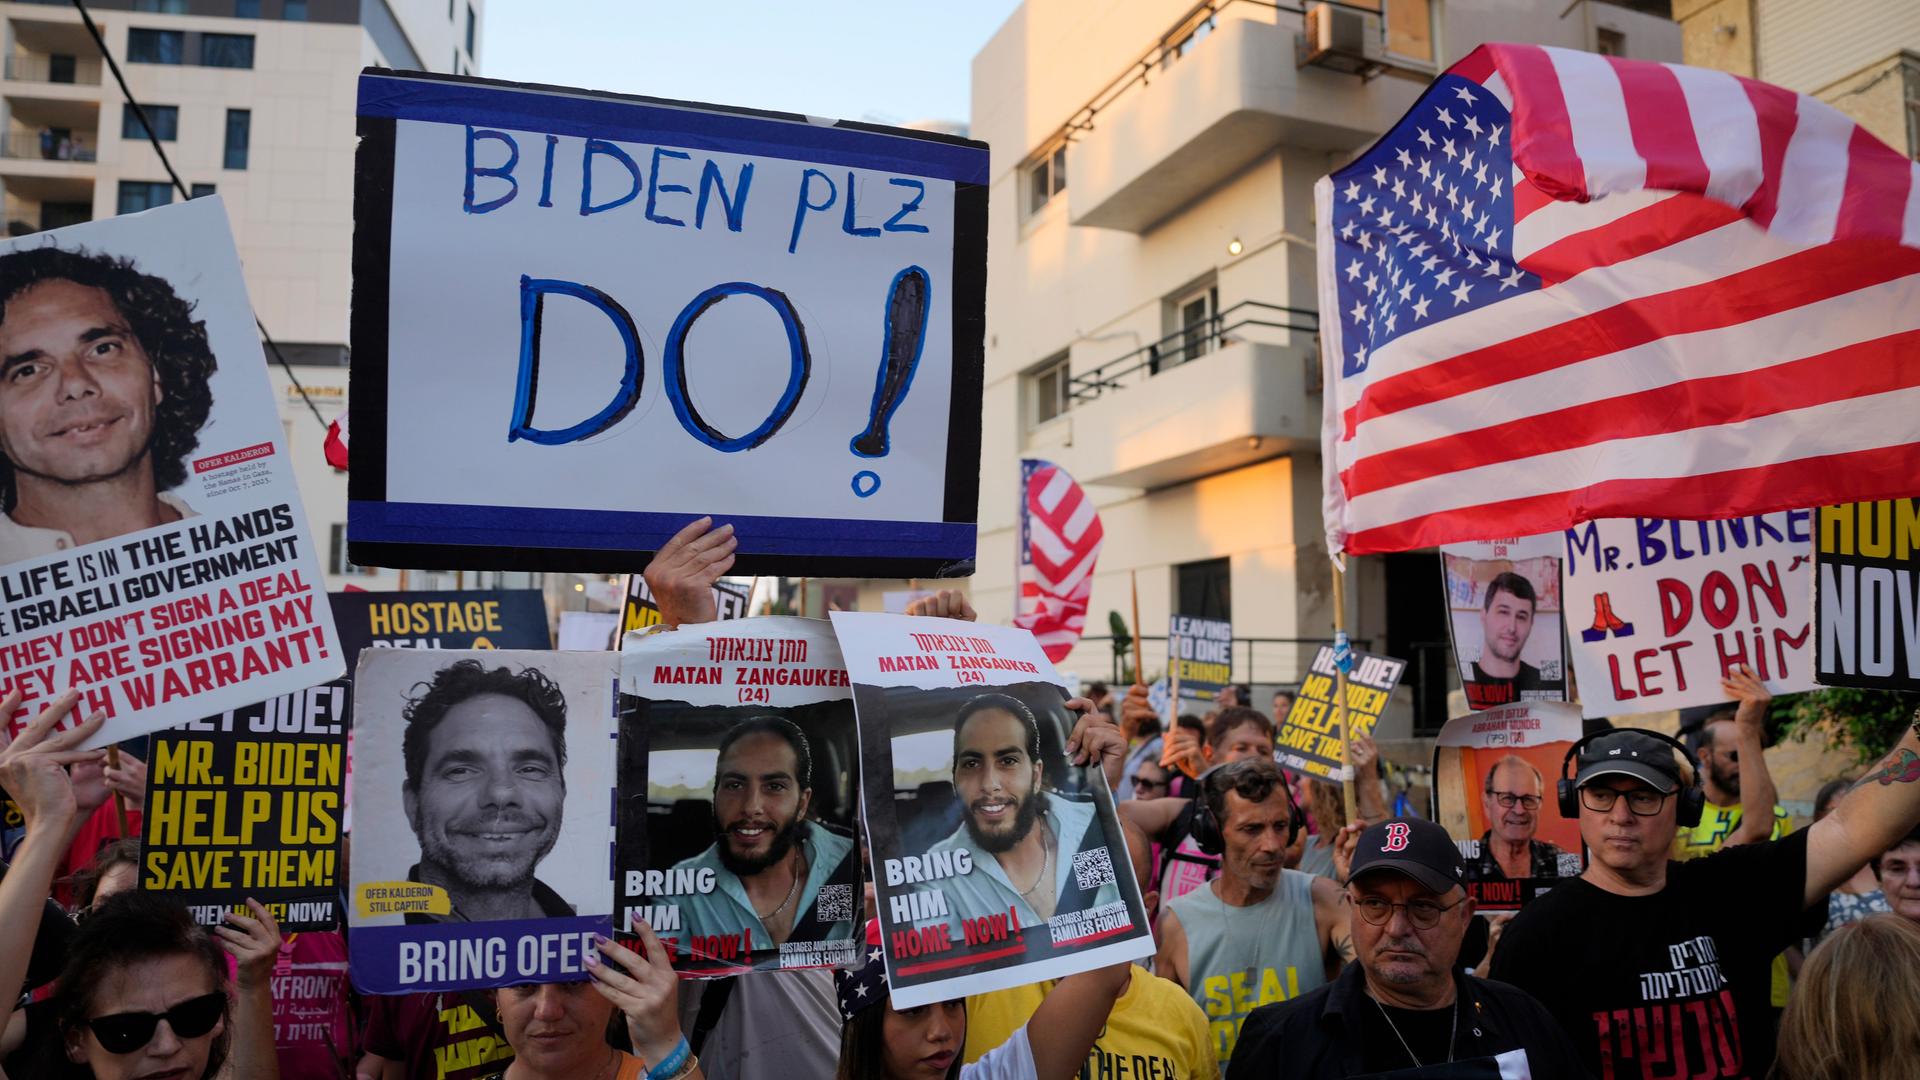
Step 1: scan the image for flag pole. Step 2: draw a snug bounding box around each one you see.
[105,745,129,836]
[1128,570,1144,685]
[1331,565,1358,823]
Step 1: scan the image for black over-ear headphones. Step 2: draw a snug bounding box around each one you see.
[1191,761,1304,856]
[1556,728,1705,828]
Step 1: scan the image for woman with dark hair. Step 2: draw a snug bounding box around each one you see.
[70,835,141,913]
[833,934,1129,1080]
[0,691,283,1080]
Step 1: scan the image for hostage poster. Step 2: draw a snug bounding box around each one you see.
[1276,645,1406,782]
[350,70,988,579]
[1430,701,1585,910]
[140,679,350,930]
[1168,614,1230,709]
[1440,536,1567,710]
[832,611,1152,1007]
[1562,514,1816,717]
[347,649,616,994]
[0,199,339,747]
[328,588,552,670]
[1815,500,1920,691]
[614,617,861,974]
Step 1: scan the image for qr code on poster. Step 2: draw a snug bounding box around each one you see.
[1073,847,1115,891]
[815,884,853,923]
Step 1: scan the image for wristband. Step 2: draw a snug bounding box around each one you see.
[645,1037,693,1080]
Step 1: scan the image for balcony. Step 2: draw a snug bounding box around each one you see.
[1042,301,1321,490]
[1066,15,1420,233]
[0,130,95,162]
[4,53,100,86]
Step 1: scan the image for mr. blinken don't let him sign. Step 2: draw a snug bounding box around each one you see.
[350,70,987,577]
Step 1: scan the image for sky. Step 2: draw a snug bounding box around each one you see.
[479,1,1024,129]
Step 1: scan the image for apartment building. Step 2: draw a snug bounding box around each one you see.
[938,0,1682,733]
[0,0,481,590]
[1678,0,1919,157]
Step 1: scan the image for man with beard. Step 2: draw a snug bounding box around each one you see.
[1674,664,1786,860]
[401,660,574,923]
[668,715,856,952]
[1468,755,1573,882]
[1465,572,1546,708]
[913,692,1122,938]
[0,246,216,560]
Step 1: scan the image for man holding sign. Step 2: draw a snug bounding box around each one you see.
[0,247,213,559]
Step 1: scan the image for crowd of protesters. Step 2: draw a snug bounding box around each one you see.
[4,519,1920,1080]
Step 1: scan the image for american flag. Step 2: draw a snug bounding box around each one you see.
[1012,459,1103,662]
[1318,43,1920,556]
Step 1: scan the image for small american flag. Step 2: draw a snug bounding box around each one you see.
[1318,43,1920,556]
[1013,459,1103,662]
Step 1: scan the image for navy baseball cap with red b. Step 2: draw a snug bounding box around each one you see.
[1348,817,1467,894]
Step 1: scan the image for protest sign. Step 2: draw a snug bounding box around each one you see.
[328,588,551,670]
[1430,701,1585,910]
[347,649,616,993]
[1276,645,1407,782]
[1815,500,1920,691]
[350,70,989,579]
[614,617,861,974]
[1440,537,1567,710]
[1168,614,1230,708]
[0,199,339,747]
[831,611,1153,1007]
[622,575,751,635]
[1562,514,1816,717]
[557,610,619,650]
[140,679,350,930]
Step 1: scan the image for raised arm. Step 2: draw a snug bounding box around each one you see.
[1117,795,1187,843]
[214,898,285,1080]
[1065,699,1128,792]
[1349,735,1389,825]
[1805,710,1920,907]
[0,693,100,1013]
[1026,962,1133,1080]
[641,516,737,628]
[1720,666,1779,846]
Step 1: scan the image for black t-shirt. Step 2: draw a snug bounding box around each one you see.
[1360,1000,1456,1071]
[1490,829,1812,1079]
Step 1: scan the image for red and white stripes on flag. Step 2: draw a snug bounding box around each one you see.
[323,409,349,472]
[1012,459,1103,663]
[1317,42,1920,557]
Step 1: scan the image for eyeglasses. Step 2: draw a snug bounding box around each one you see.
[86,992,225,1054]
[1347,894,1465,930]
[1579,787,1671,816]
[1487,791,1541,810]
[1130,773,1167,792]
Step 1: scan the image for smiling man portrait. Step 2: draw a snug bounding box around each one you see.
[0,245,217,561]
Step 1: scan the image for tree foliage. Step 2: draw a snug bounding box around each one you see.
[1779,687,1918,765]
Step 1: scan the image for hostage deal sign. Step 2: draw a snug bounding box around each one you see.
[1562,514,1816,716]
[1815,500,1920,691]
[350,70,988,579]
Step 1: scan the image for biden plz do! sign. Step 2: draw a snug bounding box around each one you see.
[350,70,988,578]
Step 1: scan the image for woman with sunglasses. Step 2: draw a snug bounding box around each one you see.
[0,692,284,1080]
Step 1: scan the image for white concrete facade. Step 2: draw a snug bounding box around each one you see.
[938,0,1680,730]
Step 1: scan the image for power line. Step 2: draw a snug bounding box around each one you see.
[67,0,332,433]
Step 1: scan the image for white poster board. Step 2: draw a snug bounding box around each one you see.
[1562,514,1817,717]
[1441,536,1568,710]
[350,70,988,579]
[0,199,340,746]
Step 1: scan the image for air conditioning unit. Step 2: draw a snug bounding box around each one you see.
[1297,1,1385,76]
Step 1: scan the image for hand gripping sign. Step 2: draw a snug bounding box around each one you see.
[349,70,988,579]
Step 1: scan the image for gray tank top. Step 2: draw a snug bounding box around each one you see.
[1167,868,1327,1066]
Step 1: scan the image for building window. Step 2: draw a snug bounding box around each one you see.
[1167,282,1219,367]
[224,109,250,169]
[1596,27,1625,56]
[1162,13,1214,68]
[127,29,185,64]
[1028,352,1071,427]
[466,3,477,54]
[1175,557,1231,621]
[1027,143,1066,214]
[117,181,174,215]
[201,33,255,68]
[234,0,260,16]
[133,0,187,11]
[329,524,373,576]
[122,104,178,141]
[189,183,216,198]
[284,0,308,20]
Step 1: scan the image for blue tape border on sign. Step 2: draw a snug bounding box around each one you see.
[350,501,976,559]
[349,914,611,995]
[358,75,989,185]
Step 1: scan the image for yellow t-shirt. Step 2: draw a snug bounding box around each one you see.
[1672,800,1794,1006]
[963,966,1218,1079]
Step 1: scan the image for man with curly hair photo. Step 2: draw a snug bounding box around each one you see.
[401,659,576,923]
[0,244,217,562]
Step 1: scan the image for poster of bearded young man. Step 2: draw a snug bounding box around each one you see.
[346,649,617,994]
[614,617,862,974]
[832,611,1152,1007]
